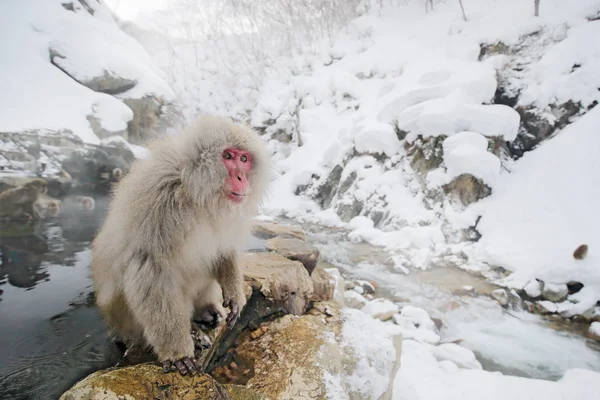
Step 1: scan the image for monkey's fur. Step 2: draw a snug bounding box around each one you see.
[0,178,48,219]
[91,116,271,375]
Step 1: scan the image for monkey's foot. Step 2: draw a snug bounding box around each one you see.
[162,356,201,376]
[191,329,212,350]
[193,306,222,331]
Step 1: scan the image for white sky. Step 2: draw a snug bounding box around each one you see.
[103,0,166,21]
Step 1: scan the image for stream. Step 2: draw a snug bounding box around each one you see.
[1,209,599,399]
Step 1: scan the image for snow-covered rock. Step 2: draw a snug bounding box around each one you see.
[523,280,543,299]
[344,290,369,309]
[361,298,398,321]
[542,283,569,303]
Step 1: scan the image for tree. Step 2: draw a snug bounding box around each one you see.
[534,0,540,17]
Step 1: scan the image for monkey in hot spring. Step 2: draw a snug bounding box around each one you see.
[91,116,271,376]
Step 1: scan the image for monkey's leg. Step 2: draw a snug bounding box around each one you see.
[215,253,247,329]
[123,256,198,376]
[193,281,226,331]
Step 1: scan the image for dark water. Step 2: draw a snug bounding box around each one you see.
[0,198,114,400]
[0,199,267,400]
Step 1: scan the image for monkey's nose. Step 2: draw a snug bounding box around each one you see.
[237,175,242,182]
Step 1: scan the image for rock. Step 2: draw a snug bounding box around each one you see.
[123,95,181,145]
[60,364,240,400]
[202,252,314,374]
[507,289,523,311]
[356,279,376,294]
[352,285,365,295]
[230,303,402,400]
[344,290,369,309]
[592,307,600,323]
[344,280,356,290]
[250,221,306,241]
[335,198,363,222]
[588,322,600,342]
[443,174,492,206]
[322,266,345,305]
[265,237,320,275]
[523,279,543,299]
[81,71,137,95]
[567,281,584,294]
[361,298,398,321]
[241,252,314,316]
[491,289,509,306]
[309,265,335,302]
[408,136,444,174]
[542,283,569,302]
[314,164,343,208]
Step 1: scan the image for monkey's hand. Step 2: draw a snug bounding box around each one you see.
[223,291,246,330]
[162,356,201,376]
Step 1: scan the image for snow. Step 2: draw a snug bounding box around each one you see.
[326,308,402,400]
[360,298,398,321]
[523,280,543,298]
[0,0,172,146]
[476,106,600,305]
[393,340,600,400]
[590,322,600,337]
[442,131,501,187]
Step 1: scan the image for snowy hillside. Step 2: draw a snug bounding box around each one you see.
[0,0,175,163]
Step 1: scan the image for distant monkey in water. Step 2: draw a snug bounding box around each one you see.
[0,178,48,220]
[91,116,271,376]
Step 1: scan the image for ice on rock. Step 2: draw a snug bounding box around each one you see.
[361,298,398,321]
[589,322,600,339]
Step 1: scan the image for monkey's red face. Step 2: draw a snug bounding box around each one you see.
[222,147,252,203]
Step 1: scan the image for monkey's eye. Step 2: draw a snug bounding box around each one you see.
[223,151,234,160]
[240,155,248,162]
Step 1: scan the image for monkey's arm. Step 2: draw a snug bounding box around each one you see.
[215,253,246,329]
[123,254,199,375]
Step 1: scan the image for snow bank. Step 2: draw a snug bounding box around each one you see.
[324,308,402,400]
[0,0,172,145]
[476,107,600,303]
[393,340,600,400]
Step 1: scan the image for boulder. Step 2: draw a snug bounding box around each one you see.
[491,289,508,306]
[309,265,336,302]
[223,303,402,400]
[265,237,320,275]
[123,95,181,145]
[59,363,260,400]
[344,290,369,309]
[442,174,492,206]
[322,265,345,305]
[250,221,306,241]
[522,279,543,299]
[361,298,398,321]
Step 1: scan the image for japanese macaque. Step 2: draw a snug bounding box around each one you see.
[573,244,588,260]
[0,178,48,220]
[91,116,271,376]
